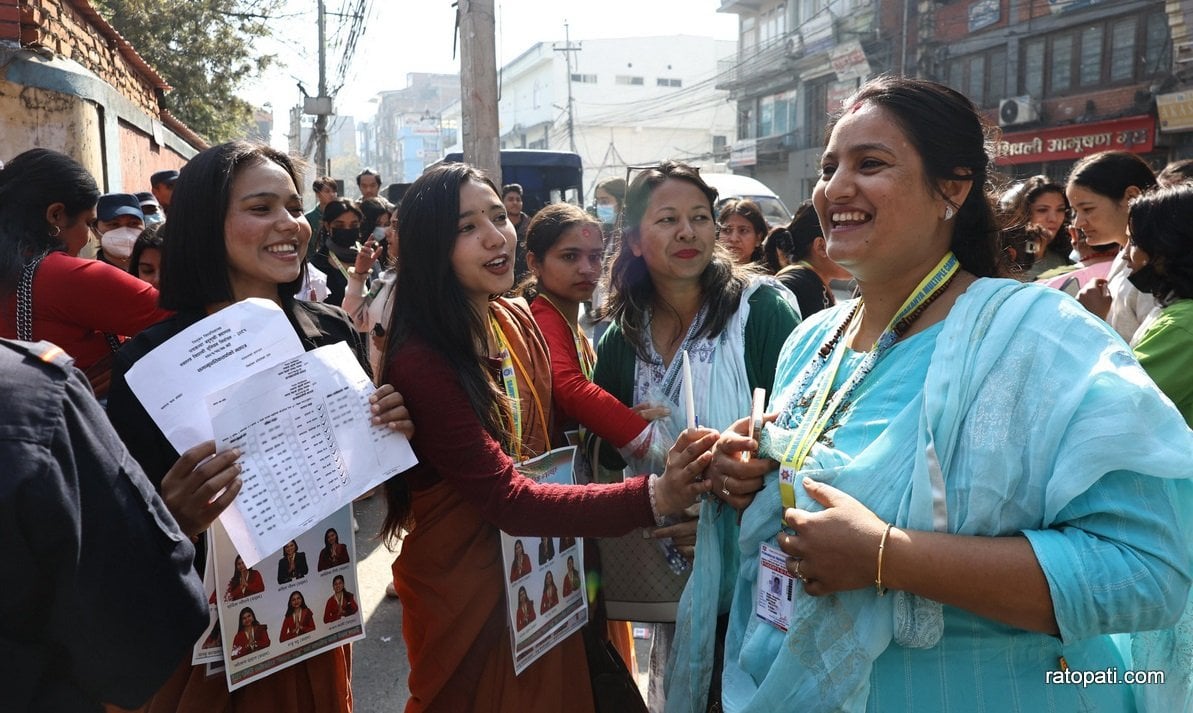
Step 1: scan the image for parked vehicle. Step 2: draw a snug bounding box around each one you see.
[438,150,583,216]
[700,172,792,227]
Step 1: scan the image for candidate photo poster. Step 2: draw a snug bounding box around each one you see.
[191,537,224,665]
[211,505,364,691]
[500,446,588,675]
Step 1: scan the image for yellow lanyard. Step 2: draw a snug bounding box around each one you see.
[490,315,551,462]
[777,252,959,513]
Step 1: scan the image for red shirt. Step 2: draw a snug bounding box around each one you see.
[1,252,170,370]
[385,336,653,536]
[529,297,647,448]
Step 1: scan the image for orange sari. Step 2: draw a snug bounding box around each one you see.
[392,297,595,713]
[106,645,352,713]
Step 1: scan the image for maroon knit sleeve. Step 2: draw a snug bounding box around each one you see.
[386,338,654,536]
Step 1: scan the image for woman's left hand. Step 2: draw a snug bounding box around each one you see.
[370,384,415,438]
[778,477,887,596]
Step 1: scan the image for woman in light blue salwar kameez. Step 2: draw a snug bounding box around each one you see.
[667,77,1193,713]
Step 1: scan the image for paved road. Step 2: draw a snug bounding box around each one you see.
[350,493,652,711]
[350,493,411,711]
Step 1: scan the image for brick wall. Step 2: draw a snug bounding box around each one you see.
[9,0,163,117]
[118,118,188,193]
[0,1,18,42]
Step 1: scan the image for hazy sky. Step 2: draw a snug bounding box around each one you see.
[242,0,737,140]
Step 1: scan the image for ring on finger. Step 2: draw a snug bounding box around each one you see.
[721,475,730,496]
[793,558,806,582]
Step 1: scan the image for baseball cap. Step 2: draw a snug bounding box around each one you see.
[150,169,180,187]
[97,193,145,223]
[136,191,161,211]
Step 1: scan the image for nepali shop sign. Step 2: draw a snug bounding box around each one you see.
[995,115,1154,165]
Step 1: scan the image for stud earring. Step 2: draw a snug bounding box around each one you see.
[944,205,955,221]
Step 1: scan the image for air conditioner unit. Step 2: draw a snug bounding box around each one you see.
[785,35,803,58]
[998,96,1039,127]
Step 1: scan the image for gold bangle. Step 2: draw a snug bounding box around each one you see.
[876,523,893,596]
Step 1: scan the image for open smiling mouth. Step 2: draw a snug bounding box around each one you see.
[830,211,873,227]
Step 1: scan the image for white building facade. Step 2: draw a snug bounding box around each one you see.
[495,35,738,198]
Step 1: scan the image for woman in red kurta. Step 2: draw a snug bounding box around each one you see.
[317,528,350,571]
[225,556,265,601]
[279,592,317,642]
[0,149,171,399]
[322,575,359,624]
[230,608,270,660]
[539,572,560,613]
[379,164,717,713]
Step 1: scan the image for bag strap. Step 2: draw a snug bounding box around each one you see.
[16,252,49,341]
[17,251,123,352]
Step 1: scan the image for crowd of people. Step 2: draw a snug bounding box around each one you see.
[1,74,1190,713]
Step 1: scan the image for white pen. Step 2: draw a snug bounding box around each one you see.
[745,387,766,461]
[682,350,696,431]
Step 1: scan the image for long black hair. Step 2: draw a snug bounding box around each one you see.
[380,163,512,541]
[0,149,99,291]
[832,76,1003,277]
[598,160,754,361]
[159,141,307,311]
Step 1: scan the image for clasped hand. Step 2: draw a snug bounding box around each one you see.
[704,414,776,511]
[778,477,888,596]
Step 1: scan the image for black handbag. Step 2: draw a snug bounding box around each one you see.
[583,625,648,713]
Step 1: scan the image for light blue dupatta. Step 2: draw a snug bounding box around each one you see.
[667,278,1193,713]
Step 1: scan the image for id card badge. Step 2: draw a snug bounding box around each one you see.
[755,542,796,632]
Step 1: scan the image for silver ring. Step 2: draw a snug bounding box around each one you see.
[721,476,731,496]
[793,559,806,582]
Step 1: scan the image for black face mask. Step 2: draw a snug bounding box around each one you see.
[1127,263,1162,295]
[329,227,360,249]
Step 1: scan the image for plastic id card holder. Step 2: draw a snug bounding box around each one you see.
[755,542,796,631]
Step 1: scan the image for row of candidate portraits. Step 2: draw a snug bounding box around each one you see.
[513,554,584,631]
[221,574,360,660]
[226,527,351,600]
[508,535,576,583]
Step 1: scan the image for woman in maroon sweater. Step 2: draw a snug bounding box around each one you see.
[379,164,716,713]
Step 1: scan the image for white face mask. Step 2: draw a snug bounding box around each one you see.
[371,226,387,241]
[143,211,164,225]
[100,226,141,260]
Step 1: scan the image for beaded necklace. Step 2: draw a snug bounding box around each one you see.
[776,253,959,515]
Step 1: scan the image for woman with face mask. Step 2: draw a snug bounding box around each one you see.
[0,150,171,399]
[311,198,364,307]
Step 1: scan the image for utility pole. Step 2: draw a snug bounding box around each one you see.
[459,0,501,184]
[554,23,581,154]
[315,0,329,175]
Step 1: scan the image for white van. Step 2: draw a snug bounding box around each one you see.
[700,173,792,227]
